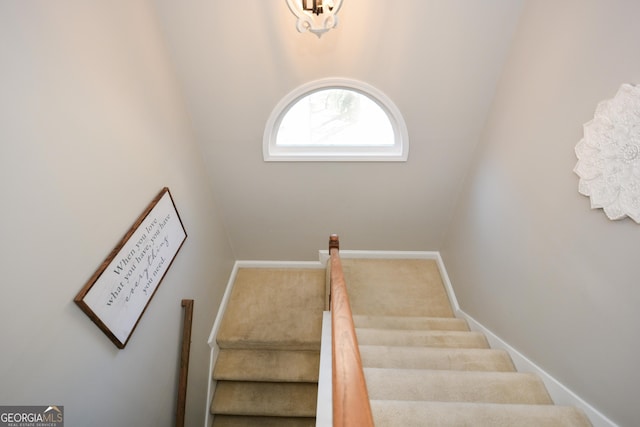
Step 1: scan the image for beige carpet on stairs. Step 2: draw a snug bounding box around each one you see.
[210,258,592,426]
[342,258,454,317]
[342,258,592,427]
[211,268,325,426]
[216,268,325,350]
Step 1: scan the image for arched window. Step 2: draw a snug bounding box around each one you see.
[264,78,409,161]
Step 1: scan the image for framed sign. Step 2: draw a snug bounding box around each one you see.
[75,187,187,349]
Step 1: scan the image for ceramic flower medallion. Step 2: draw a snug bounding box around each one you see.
[574,83,640,222]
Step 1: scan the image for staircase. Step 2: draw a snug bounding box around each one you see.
[210,258,592,426]
[210,267,325,426]
[343,258,592,426]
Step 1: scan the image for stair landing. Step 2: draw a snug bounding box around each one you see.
[341,258,453,317]
[216,268,325,350]
[211,267,325,426]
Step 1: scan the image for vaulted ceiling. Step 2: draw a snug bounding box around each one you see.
[152,0,524,259]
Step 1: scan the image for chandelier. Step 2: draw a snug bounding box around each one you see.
[286,0,344,38]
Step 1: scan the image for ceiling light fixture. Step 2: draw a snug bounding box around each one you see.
[286,0,343,38]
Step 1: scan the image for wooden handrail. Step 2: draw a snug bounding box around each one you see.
[176,299,194,427]
[329,235,375,427]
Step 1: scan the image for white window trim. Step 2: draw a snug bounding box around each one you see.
[263,78,409,162]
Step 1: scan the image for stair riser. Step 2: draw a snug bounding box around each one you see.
[353,315,469,331]
[364,368,553,404]
[212,415,317,427]
[356,329,489,348]
[211,381,318,418]
[214,349,320,382]
[217,340,320,351]
[359,346,515,371]
[369,401,593,427]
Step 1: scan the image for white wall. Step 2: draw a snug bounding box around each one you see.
[0,3,234,426]
[442,1,640,425]
[153,0,524,260]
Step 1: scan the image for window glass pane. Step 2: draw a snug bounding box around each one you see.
[276,89,394,146]
[263,78,408,161]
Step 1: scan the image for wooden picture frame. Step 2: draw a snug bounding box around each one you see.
[74,187,187,349]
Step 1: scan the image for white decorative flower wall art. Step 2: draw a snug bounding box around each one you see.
[574,83,640,223]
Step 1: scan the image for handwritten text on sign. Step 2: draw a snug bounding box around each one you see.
[80,189,186,347]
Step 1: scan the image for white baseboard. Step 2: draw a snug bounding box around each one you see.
[433,254,615,427]
[203,347,217,427]
[316,311,332,427]
[233,259,325,270]
[203,261,241,427]
[318,248,439,264]
[457,310,617,427]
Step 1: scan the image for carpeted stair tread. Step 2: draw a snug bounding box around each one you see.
[211,381,317,417]
[360,345,516,371]
[353,314,469,331]
[369,401,592,426]
[212,415,316,427]
[216,268,325,351]
[342,258,454,317]
[356,328,489,348]
[211,259,592,425]
[213,349,320,383]
[364,368,553,404]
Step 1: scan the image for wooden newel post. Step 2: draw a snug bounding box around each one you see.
[328,234,339,309]
[329,234,340,252]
